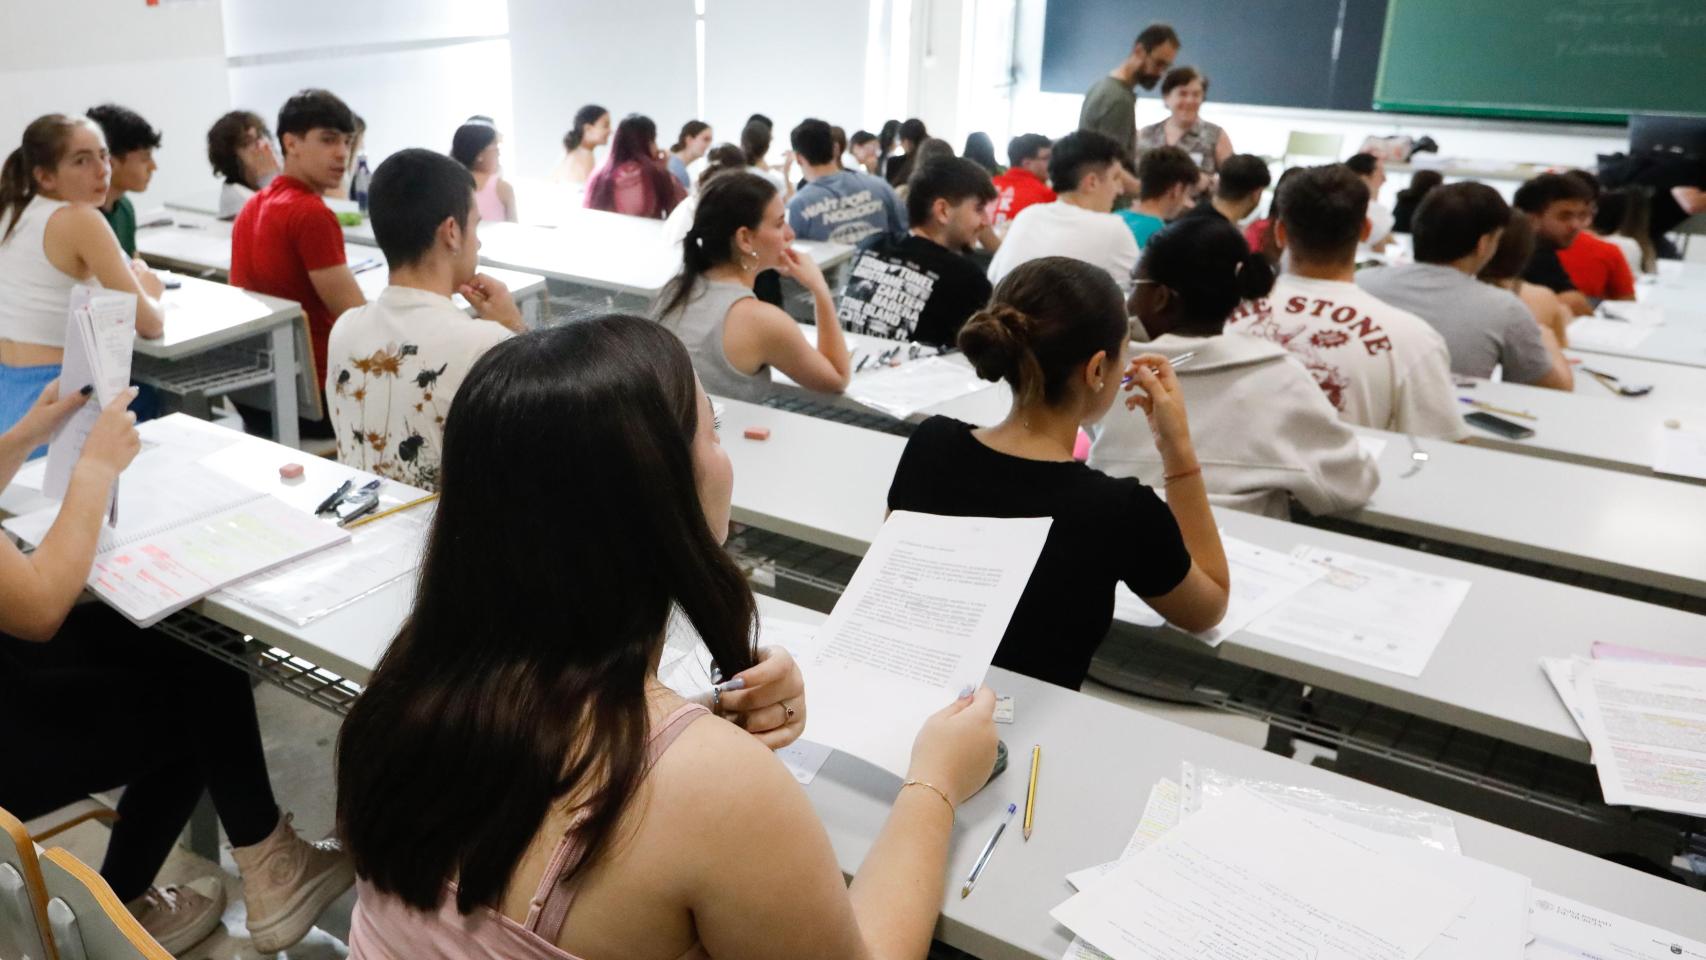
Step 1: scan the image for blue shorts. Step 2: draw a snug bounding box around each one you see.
[0,362,62,459]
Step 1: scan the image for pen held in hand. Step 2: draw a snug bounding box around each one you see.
[1122,350,1196,385]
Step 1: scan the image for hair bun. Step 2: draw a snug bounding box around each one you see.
[956,303,1031,383]
[1235,250,1278,301]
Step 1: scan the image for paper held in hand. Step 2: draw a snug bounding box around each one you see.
[796,511,1051,778]
[43,286,136,513]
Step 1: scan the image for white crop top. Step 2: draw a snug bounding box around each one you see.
[0,195,81,348]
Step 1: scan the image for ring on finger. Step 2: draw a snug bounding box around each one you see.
[780,699,796,721]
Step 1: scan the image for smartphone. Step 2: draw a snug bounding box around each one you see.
[1464,411,1535,440]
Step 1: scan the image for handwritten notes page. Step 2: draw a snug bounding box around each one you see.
[1575,662,1706,817]
[1051,787,1472,960]
[800,511,1050,777]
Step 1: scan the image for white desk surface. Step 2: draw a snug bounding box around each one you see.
[1349,425,1706,598]
[138,275,302,362]
[712,397,1706,761]
[136,215,546,315]
[15,414,1701,952]
[1387,159,1555,182]
[1569,349,1706,407]
[1460,376,1701,482]
[1568,312,1706,369]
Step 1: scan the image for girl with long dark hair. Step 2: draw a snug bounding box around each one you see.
[551,104,610,186]
[450,116,517,223]
[338,316,997,959]
[584,113,687,219]
[653,172,849,401]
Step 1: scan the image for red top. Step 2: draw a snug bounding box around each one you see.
[1557,231,1635,301]
[230,175,348,381]
[1244,218,1271,254]
[990,168,1056,229]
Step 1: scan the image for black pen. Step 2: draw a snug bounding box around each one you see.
[314,480,353,516]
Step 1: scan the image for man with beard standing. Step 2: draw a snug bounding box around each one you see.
[1079,23,1180,195]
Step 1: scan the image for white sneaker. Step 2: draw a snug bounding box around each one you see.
[230,812,354,954]
[126,877,226,955]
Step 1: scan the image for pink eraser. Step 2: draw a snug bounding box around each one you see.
[279,462,305,480]
[743,427,771,441]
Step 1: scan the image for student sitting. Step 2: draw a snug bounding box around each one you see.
[1391,168,1442,234]
[742,118,794,200]
[963,132,1001,175]
[550,104,610,186]
[663,143,749,245]
[884,117,930,187]
[1117,145,1198,249]
[888,256,1228,689]
[1179,153,1269,225]
[1478,209,1573,349]
[0,383,353,955]
[326,149,525,489]
[1358,183,1573,390]
[84,105,160,258]
[838,157,996,348]
[230,89,365,432]
[1345,153,1394,252]
[0,114,164,435]
[583,114,687,220]
[786,118,907,245]
[667,119,713,192]
[987,130,1137,290]
[207,110,280,220]
[1244,165,1303,260]
[655,172,849,402]
[338,314,997,960]
[1092,217,1377,519]
[1228,164,1464,441]
[1554,170,1636,303]
[451,116,517,224]
[990,134,1055,231]
[1591,186,1656,276]
[1512,172,1596,315]
[850,129,881,174]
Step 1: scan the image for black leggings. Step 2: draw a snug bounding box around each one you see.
[0,605,280,901]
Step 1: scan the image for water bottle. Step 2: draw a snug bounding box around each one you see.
[351,155,372,213]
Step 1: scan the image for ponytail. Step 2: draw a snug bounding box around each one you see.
[655,172,777,320]
[565,104,608,153]
[2,114,88,245]
[1235,250,1277,302]
[957,256,1127,409]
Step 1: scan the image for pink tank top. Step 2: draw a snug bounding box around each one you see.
[348,704,713,960]
[474,173,508,224]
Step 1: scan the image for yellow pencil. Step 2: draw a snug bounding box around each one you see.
[1460,398,1537,421]
[1023,745,1040,841]
[342,492,439,529]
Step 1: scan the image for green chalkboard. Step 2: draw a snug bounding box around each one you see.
[1375,0,1706,123]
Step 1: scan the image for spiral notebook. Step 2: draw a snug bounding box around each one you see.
[4,460,349,627]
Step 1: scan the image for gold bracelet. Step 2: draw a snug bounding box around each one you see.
[1164,465,1202,484]
[900,779,955,819]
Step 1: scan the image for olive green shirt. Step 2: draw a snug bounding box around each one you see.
[101,195,136,258]
[1079,75,1138,159]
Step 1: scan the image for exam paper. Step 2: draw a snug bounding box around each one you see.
[43,287,136,503]
[1654,426,1706,481]
[799,511,1050,777]
[1111,584,1166,627]
[845,354,990,419]
[1567,317,1655,352]
[1050,787,1472,960]
[1185,537,1326,647]
[1574,662,1706,817]
[1527,889,1706,959]
[1539,657,1593,745]
[1061,779,1183,960]
[221,501,432,625]
[1245,546,1469,677]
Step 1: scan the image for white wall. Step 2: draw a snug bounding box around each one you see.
[222,0,514,180]
[0,0,229,212]
[507,0,697,180]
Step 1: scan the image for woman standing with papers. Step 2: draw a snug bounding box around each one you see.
[887,256,1231,689]
[0,114,165,435]
[0,383,355,955]
[338,316,999,960]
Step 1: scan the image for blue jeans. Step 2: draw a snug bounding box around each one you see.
[0,361,61,458]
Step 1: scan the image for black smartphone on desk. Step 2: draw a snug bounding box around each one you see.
[1464,411,1535,440]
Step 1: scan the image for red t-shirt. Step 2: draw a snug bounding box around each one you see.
[229,175,348,382]
[1556,231,1635,300]
[990,168,1056,229]
[1244,218,1271,254]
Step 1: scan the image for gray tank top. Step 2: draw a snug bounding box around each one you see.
[655,279,772,403]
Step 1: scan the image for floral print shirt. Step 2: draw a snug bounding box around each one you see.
[324,286,513,489]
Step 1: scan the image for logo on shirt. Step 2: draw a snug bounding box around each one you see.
[797,190,888,244]
[839,253,939,340]
[1233,299,1356,412]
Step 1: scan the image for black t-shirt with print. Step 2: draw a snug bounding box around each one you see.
[1523,240,1578,293]
[837,235,994,348]
[886,417,1193,690]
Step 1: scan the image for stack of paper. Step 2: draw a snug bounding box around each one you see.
[44,286,136,513]
[1567,661,1706,817]
[845,355,990,419]
[1567,317,1655,351]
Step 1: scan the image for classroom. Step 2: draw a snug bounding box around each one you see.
[3,0,1706,957]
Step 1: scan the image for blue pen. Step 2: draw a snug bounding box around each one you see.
[961,803,1018,899]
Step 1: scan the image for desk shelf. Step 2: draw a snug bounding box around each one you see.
[149,608,362,716]
[133,343,276,398]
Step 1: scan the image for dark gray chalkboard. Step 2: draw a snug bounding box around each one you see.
[1040,0,1388,112]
